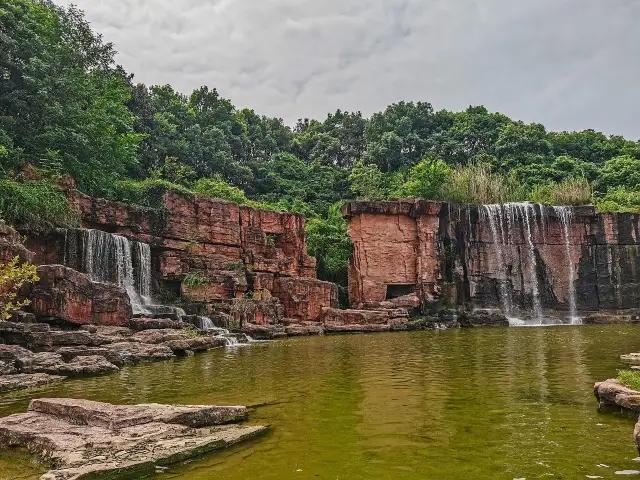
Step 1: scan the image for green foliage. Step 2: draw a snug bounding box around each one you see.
[266,235,276,248]
[193,176,248,204]
[306,203,353,293]
[183,272,209,288]
[0,0,141,195]
[149,157,196,186]
[598,156,640,193]
[529,178,593,206]
[446,163,524,205]
[349,161,387,200]
[0,180,79,230]
[595,188,640,213]
[0,256,39,320]
[110,178,192,208]
[617,370,640,392]
[396,157,452,199]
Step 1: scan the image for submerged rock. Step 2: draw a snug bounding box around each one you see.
[0,398,267,480]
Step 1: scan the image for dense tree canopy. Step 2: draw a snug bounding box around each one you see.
[1,0,640,288]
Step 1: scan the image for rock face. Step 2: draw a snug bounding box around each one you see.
[343,200,640,315]
[26,265,133,326]
[0,398,267,480]
[0,221,34,264]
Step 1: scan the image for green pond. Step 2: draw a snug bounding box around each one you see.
[2,325,640,480]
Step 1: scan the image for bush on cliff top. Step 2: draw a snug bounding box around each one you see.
[595,187,640,214]
[529,178,593,206]
[0,179,79,231]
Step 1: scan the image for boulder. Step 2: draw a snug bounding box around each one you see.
[104,342,174,366]
[0,398,267,480]
[28,265,133,326]
[594,379,640,413]
[163,336,226,354]
[459,310,510,328]
[130,329,189,345]
[91,281,134,326]
[273,277,338,321]
[0,321,52,348]
[127,317,185,331]
[321,308,390,325]
[19,352,118,377]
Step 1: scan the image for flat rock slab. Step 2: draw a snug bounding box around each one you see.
[0,374,66,393]
[0,398,267,480]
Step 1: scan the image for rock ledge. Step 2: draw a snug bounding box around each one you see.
[0,398,267,480]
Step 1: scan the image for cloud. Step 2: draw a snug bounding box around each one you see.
[54,0,640,138]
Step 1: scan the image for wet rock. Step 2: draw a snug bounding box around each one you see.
[321,307,391,325]
[241,322,286,340]
[104,342,174,366]
[0,345,34,371]
[91,281,134,326]
[459,310,510,328]
[594,379,640,413]
[20,352,118,377]
[127,317,185,331]
[0,398,267,480]
[7,310,37,324]
[163,336,226,354]
[323,322,391,333]
[55,346,113,363]
[136,305,185,321]
[621,353,640,364]
[0,373,65,393]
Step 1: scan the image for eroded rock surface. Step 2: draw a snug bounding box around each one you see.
[0,398,267,480]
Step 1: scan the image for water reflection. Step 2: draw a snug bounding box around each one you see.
[1,326,639,480]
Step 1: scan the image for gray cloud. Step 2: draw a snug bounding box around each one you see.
[55,0,640,139]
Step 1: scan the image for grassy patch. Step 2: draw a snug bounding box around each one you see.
[617,369,640,391]
[0,179,79,231]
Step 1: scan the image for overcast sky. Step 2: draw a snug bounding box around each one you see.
[54,0,640,139]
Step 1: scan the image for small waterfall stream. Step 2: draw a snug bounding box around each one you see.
[196,316,253,347]
[514,203,544,323]
[482,205,513,316]
[553,207,580,323]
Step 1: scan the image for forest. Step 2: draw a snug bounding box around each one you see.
[1,0,640,291]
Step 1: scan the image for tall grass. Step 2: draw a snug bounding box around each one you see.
[0,179,79,231]
[529,178,593,206]
[445,163,525,204]
[595,187,640,214]
[618,370,640,391]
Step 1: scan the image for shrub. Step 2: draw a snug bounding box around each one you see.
[446,162,523,204]
[111,178,193,208]
[193,176,248,204]
[0,257,39,320]
[529,178,593,206]
[595,187,640,213]
[618,370,640,391]
[349,161,387,200]
[0,179,79,230]
[396,157,452,199]
[183,272,209,288]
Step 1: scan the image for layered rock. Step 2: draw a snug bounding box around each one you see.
[343,200,640,315]
[25,265,132,326]
[0,398,267,480]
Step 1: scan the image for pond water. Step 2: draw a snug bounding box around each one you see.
[2,325,640,480]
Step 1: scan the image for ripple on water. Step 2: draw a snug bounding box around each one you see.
[1,326,640,480]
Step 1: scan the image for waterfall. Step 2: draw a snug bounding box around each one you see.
[196,315,252,347]
[482,205,513,316]
[504,203,544,323]
[553,207,579,323]
[64,229,153,315]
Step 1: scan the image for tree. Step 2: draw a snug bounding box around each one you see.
[598,156,640,193]
[349,161,387,200]
[0,0,141,195]
[0,257,39,320]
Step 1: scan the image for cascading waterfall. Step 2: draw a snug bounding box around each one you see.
[196,315,251,347]
[553,207,579,323]
[64,229,153,315]
[513,203,544,323]
[482,205,513,316]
